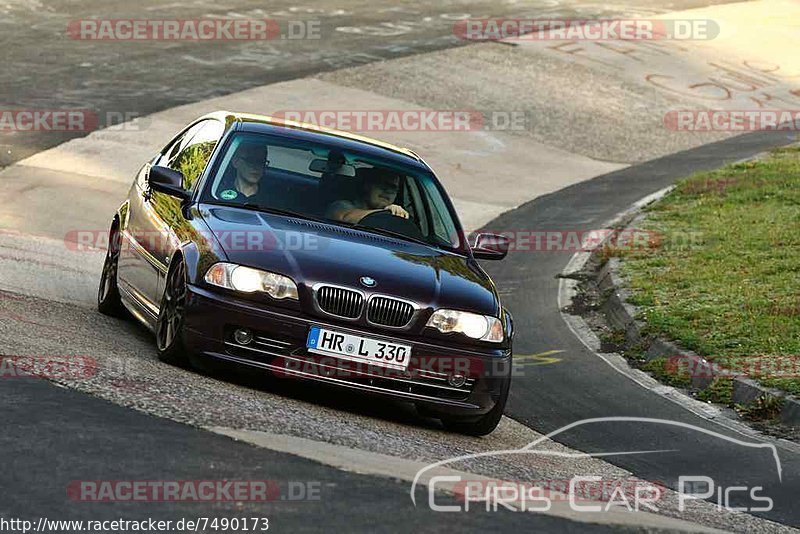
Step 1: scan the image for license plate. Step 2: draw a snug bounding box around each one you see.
[306,326,411,370]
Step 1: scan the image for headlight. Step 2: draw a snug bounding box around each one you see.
[204,262,298,300]
[426,309,504,343]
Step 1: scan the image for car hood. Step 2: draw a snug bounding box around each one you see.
[198,204,499,316]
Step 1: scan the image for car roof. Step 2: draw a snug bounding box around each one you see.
[197,111,429,171]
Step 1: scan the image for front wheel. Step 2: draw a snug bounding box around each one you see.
[98,225,124,317]
[156,259,189,365]
[441,376,510,436]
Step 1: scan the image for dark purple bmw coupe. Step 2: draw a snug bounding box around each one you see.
[98,111,513,435]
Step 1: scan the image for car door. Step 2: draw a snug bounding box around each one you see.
[118,127,193,317]
[150,119,225,299]
[118,119,223,315]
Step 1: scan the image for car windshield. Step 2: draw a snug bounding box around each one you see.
[200,132,463,251]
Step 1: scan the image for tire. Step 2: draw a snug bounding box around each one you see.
[155,258,190,365]
[97,225,125,317]
[441,375,511,436]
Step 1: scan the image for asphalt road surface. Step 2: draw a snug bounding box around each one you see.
[3,0,797,532]
[484,129,800,527]
[0,0,737,165]
[2,378,631,533]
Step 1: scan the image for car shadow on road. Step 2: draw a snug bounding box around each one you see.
[188,353,447,432]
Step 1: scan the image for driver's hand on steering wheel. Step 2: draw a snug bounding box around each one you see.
[383,204,409,219]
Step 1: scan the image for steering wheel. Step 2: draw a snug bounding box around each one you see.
[358,210,425,241]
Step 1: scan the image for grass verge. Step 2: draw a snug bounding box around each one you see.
[612,145,800,399]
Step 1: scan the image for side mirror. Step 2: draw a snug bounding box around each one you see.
[148,165,190,201]
[471,233,510,260]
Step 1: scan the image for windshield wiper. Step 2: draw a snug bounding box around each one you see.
[240,203,329,224]
[238,203,369,230]
[354,225,432,247]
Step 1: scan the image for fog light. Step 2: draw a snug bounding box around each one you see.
[448,373,467,388]
[234,328,253,345]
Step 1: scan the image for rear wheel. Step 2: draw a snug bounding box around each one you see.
[97,225,124,317]
[156,259,189,365]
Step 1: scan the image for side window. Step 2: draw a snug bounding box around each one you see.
[402,177,427,235]
[169,120,225,191]
[419,178,459,248]
[156,127,196,168]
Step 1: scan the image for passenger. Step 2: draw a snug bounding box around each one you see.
[327,169,409,224]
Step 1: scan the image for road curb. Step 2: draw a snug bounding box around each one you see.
[209,426,728,533]
[582,181,800,428]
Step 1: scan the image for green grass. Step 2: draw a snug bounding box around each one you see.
[696,378,733,405]
[616,146,800,397]
[736,395,785,421]
[640,358,692,389]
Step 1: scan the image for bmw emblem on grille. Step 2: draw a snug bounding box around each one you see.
[360,276,377,288]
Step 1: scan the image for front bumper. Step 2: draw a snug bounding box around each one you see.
[183,284,512,418]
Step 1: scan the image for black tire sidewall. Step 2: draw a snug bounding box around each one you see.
[156,260,189,364]
[443,370,511,436]
[98,227,124,316]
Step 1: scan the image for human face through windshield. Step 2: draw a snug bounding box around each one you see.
[364,176,399,209]
[232,143,267,185]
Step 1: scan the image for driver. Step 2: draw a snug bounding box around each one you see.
[217,141,268,202]
[327,168,409,224]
